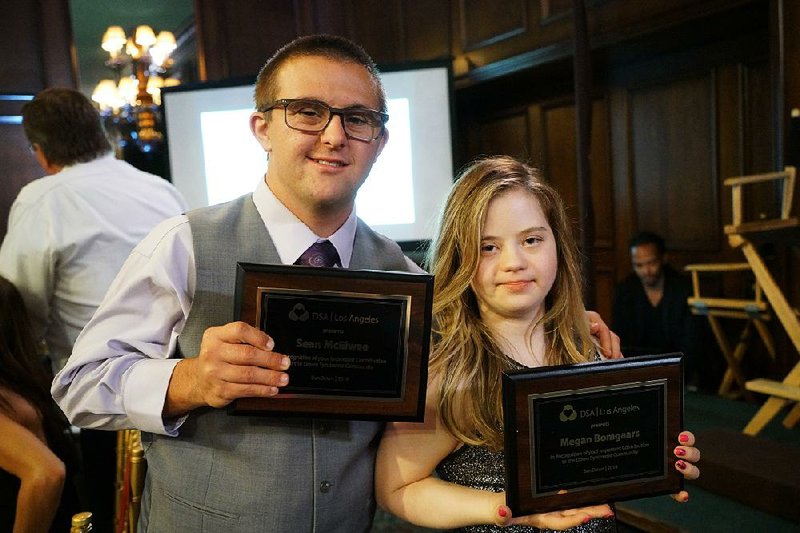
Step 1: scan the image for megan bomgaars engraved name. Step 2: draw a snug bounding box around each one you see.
[560,430,641,448]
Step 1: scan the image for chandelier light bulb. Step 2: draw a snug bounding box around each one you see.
[117,77,139,106]
[92,79,119,111]
[150,31,177,67]
[101,26,126,57]
[155,31,177,51]
[146,75,165,105]
[125,37,141,59]
[134,25,157,49]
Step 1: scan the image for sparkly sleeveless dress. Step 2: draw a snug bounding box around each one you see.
[435,445,616,533]
[434,353,616,533]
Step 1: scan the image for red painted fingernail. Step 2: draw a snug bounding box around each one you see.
[582,516,591,524]
[604,511,615,519]
[676,460,686,470]
[679,434,689,443]
[498,508,507,518]
[675,447,686,456]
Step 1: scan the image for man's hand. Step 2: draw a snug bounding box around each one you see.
[586,310,622,359]
[164,321,290,417]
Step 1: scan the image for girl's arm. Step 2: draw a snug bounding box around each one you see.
[375,385,612,529]
[0,412,65,533]
[376,386,502,528]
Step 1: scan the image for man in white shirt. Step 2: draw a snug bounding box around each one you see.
[0,88,188,373]
[0,87,187,532]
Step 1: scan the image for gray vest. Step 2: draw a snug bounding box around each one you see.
[140,195,413,533]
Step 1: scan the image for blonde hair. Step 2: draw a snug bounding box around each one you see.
[427,155,594,450]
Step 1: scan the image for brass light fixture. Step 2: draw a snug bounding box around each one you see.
[92,25,180,151]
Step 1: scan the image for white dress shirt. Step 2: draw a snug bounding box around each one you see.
[52,178,366,434]
[0,154,187,371]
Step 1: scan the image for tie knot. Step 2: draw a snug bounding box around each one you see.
[295,240,341,268]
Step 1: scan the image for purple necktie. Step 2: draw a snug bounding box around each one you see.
[295,240,341,267]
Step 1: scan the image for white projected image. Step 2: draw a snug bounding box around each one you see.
[355,98,414,225]
[197,99,415,225]
[200,109,267,205]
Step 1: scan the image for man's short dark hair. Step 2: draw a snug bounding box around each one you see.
[22,88,112,167]
[253,34,386,113]
[628,231,666,255]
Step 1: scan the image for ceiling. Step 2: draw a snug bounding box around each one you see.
[69,0,194,96]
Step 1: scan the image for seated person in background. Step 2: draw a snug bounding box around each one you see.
[375,156,700,531]
[0,276,81,532]
[612,231,702,384]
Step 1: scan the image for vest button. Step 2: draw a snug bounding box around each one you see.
[320,480,332,493]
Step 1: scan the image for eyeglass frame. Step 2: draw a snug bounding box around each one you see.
[259,98,389,142]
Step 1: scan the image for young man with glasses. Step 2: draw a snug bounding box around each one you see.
[54,35,618,532]
[53,34,415,533]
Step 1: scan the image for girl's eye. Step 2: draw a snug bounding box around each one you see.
[480,243,497,253]
[524,236,543,246]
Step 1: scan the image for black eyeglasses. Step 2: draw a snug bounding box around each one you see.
[260,98,388,142]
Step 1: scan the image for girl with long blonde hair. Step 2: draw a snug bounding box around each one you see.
[376,156,699,532]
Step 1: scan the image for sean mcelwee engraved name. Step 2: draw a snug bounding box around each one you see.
[296,339,373,351]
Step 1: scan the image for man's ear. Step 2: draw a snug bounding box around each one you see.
[250,111,272,153]
[375,128,389,158]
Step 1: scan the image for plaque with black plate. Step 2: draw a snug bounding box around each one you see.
[502,353,683,515]
[231,263,433,421]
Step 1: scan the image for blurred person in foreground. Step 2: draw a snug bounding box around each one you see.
[0,275,81,532]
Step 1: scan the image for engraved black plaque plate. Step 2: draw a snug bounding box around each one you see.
[231,263,433,421]
[502,353,683,514]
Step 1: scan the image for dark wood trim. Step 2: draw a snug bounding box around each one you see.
[193,0,228,81]
[455,41,572,89]
[38,0,78,87]
[770,0,785,168]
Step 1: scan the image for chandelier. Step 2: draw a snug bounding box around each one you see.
[91,25,180,152]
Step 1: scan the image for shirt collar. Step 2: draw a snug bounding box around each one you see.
[56,152,116,176]
[251,177,356,267]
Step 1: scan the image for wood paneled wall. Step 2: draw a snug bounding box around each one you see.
[188,0,798,372]
[1,0,795,370]
[194,0,451,81]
